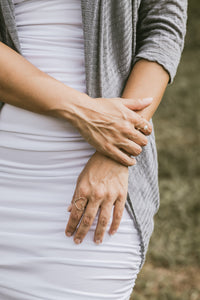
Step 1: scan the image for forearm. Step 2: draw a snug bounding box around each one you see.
[121,59,169,121]
[0,42,90,122]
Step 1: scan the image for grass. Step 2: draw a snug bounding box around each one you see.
[133,264,200,300]
[130,0,200,298]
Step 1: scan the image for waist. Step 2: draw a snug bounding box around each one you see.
[0,104,82,137]
[0,104,96,154]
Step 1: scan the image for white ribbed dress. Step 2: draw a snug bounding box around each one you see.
[0,0,142,299]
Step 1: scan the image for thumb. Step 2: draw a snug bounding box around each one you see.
[121,97,153,111]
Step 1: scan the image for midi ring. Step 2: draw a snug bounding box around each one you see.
[73,197,88,211]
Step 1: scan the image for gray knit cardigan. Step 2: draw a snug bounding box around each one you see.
[0,0,187,269]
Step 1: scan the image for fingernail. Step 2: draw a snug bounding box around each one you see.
[142,97,153,104]
[95,239,101,244]
[65,231,72,237]
[110,230,116,235]
[75,238,81,244]
[132,158,137,165]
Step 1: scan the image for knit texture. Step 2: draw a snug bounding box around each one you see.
[0,0,188,269]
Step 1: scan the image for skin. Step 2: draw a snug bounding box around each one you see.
[0,42,169,245]
[66,59,169,244]
[0,42,152,167]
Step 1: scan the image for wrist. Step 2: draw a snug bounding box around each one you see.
[45,81,92,125]
[93,151,129,168]
[121,59,169,122]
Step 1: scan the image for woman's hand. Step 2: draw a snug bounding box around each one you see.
[0,43,149,166]
[70,96,153,167]
[65,151,129,244]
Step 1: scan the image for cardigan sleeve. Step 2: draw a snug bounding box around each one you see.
[0,28,4,109]
[0,30,3,110]
[133,0,188,83]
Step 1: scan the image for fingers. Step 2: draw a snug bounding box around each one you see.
[65,195,88,237]
[92,196,126,243]
[121,97,153,111]
[132,115,152,135]
[104,145,136,167]
[118,140,142,157]
[135,118,152,135]
[73,202,99,244]
[109,197,125,235]
[118,101,153,138]
[119,97,152,139]
[94,202,113,244]
[66,193,126,244]
[124,113,152,136]
[127,129,148,147]
[117,130,148,156]
[122,107,152,136]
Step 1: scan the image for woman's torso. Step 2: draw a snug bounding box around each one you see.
[0,0,88,141]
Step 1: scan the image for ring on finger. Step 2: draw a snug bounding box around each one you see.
[135,124,149,131]
[73,197,88,211]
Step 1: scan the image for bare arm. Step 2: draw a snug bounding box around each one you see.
[66,59,169,243]
[0,42,152,166]
[0,41,87,121]
[65,0,187,243]
[122,59,169,121]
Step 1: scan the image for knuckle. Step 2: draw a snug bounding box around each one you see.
[118,191,126,200]
[142,137,148,146]
[134,116,141,127]
[124,130,135,140]
[82,214,93,227]
[93,189,105,200]
[122,120,132,132]
[99,216,108,227]
[106,191,115,202]
[78,184,89,197]
[134,146,142,156]
[115,210,123,221]
[130,131,138,139]
[148,124,152,134]
[71,211,80,223]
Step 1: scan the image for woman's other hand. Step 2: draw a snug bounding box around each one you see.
[65,151,129,244]
[70,96,153,167]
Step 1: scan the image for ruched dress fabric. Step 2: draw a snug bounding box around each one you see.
[0,0,142,299]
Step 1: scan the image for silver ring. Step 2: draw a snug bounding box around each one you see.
[144,125,148,131]
[73,197,87,211]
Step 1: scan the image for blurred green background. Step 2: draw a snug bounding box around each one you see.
[131,0,200,299]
